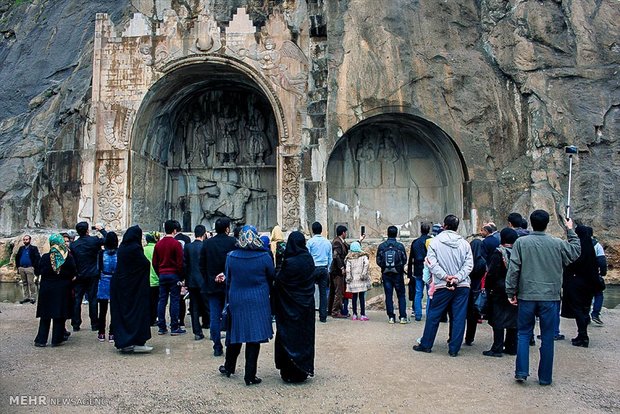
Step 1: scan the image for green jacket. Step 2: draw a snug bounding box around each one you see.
[143,242,159,287]
[506,229,580,301]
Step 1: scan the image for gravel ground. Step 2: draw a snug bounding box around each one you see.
[1,302,619,413]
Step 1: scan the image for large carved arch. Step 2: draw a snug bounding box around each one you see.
[129,55,291,231]
[325,112,469,238]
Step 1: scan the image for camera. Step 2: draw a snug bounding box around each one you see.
[565,145,578,154]
[446,280,457,288]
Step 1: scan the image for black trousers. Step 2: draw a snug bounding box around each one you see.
[35,318,65,345]
[189,287,210,335]
[72,278,99,330]
[149,286,159,325]
[574,304,591,340]
[465,289,478,344]
[225,342,260,381]
[491,327,517,353]
[97,299,113,336]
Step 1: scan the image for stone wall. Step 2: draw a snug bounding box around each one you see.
[0,0,618,263]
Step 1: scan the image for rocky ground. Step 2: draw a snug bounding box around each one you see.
[1,303,619,413]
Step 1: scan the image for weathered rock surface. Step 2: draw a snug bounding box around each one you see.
[0,1,618,264]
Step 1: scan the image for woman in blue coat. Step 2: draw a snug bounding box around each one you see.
[219,225,275,386]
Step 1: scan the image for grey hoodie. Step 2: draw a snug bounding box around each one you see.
[427,230,473,289]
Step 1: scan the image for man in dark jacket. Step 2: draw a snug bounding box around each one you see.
[328,225,349,319]
[184,225,210,340]
[15,235,41,304]
[200,217,237,356]
[377,226,408,324]
[407,223,431,321]
[70,222,107,331]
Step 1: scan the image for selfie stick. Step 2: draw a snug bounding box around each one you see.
[565,146,578,219]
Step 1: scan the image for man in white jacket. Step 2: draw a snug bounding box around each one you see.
[413,215,473,357]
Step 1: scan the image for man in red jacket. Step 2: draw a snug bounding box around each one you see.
[153,220,186,336]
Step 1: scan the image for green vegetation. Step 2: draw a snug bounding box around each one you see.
[13,0,31,6]
[0,258,9,268]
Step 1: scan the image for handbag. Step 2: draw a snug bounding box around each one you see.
[473,272,488,315]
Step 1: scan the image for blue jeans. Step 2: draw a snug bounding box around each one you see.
[414,278,430,320]
[313,266,329,321]
[157,274,181,331]
[420,287,469,354]
[383,273,407,319]
[208,293,226,351]
[516,300,558,384]
[591,292,603,318]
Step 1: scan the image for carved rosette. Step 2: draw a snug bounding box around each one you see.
[97,159,126,229]
[281,156,301,229]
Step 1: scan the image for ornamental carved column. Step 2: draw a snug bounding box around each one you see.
[280,155,302,230]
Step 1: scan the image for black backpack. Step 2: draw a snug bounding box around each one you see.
[383,243,402,274]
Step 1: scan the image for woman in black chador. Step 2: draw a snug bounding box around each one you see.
[561,225,599,348]
[483,228,518,357]
[273,231,316,383]
[34,234,76,347]
[110,225,153,353]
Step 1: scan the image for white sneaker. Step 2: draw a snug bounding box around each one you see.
[133,345,154,353]
[416,337,422,345]
[399,317,408,324]
[388,317,395,324]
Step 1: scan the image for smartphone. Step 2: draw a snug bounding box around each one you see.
[361,225,365,236]
[91,226,97,230]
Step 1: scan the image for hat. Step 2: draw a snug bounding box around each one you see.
[431,224,442,235]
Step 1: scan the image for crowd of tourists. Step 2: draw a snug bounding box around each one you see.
[15,208,607,386]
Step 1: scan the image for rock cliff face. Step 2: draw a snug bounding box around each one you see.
[0,0,618,270]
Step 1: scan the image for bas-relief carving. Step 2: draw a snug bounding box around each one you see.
[328,126,448,237]
[281,156,302,229]
[96,158,126,230]
[157,89,277,231]
[93,7,307,231]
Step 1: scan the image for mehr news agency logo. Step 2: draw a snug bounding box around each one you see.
[9,395,107,406]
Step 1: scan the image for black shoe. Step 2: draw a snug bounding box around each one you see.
[245,377,262,386]
[571,337,589,348]
[34,342,46,347]
[214,348,223,357]
[194,334,205,341]
[219,365,233,377]
[412,345,431,353]
[554,334,565,341]
[448,351,458,357]
[515,374,527,383]
[20,298,31,304]
[63,332,71,341]
[482,350,503,357]
[464,340,473,346]
[30,299,36,304]
[319,318,327,323]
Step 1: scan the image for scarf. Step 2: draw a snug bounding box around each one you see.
[49,233,68,273]
[238,225,265,250]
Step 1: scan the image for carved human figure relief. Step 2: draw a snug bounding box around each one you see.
[239,36,308,98]
[246,108,269,165]
[355,139,375,187]
[216,112,239,165]
[380,131,400,186]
